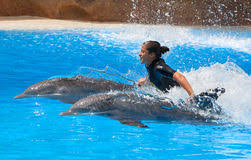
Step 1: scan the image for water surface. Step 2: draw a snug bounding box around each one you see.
[0,24,250,159]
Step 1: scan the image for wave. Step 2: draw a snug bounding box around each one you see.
[89,24,251,54]
[160,62,251,126]
[0,18,249,54]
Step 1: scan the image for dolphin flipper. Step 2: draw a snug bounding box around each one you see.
[119,119,149,128]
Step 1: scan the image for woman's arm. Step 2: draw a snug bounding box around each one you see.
[173,72,194,96]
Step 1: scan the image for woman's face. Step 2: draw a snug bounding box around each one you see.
[138,44,155,65]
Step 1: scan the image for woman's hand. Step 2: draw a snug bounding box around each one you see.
[186,93,197,106]
[138,78,146,87]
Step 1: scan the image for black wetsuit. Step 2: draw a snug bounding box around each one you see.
[146,58,180,92]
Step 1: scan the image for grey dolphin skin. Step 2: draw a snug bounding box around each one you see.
[14,76,133,104]
[60,92,209,128]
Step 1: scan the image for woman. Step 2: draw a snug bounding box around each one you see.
[138,40,195,97]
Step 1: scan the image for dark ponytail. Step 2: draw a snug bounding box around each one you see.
[160,46,169,55]
[143,41,169,59]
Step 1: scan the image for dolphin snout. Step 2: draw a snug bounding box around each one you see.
[14,93,27,99]
[60,110,73,116]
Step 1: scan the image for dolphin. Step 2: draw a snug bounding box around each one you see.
[14,76,133,104]
[60,92,215,128]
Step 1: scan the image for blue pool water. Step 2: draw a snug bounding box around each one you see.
[0,24,251,159]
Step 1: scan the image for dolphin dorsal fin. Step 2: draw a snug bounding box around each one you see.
[119,119,149,128]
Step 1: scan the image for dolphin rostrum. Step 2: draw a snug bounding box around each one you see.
[60,92,213,128]
[14,76,133,104]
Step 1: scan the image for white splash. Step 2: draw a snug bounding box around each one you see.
[92,24,251,54]
[164,62,251,125]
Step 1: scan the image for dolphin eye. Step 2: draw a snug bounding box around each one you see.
[58,87,68,93]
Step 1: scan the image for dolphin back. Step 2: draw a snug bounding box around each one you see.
[14,76,134,103]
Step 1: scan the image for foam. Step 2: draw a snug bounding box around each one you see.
[163,62,251,125]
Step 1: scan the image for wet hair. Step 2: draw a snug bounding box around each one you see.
[143,41,169,58]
